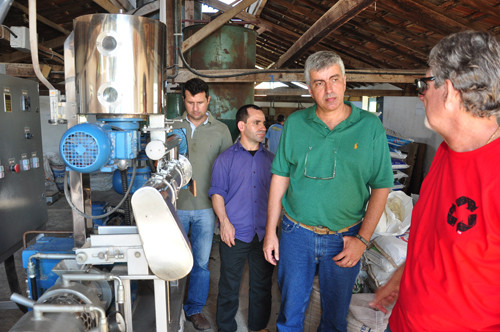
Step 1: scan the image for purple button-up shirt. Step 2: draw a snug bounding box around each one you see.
[209,140,274,243]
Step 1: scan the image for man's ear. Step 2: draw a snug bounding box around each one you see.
[444,79,461,110]
[237,121,245,132]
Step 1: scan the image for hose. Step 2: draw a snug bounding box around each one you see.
[63,160,138,220]
[120,169,132,225]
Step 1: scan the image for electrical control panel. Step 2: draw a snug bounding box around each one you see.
[0,74,47,262]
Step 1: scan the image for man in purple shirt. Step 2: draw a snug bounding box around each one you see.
[209,104,275,332]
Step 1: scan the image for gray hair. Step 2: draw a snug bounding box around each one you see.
[304,51,345,86]
[429,30,500,117]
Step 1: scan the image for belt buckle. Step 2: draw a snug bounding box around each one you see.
[312,225,331,235]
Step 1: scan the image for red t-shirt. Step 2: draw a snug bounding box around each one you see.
[390,139,500,331]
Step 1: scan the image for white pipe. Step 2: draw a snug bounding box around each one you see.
[28,0,55,90]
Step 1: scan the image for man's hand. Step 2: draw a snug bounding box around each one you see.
[219,219,235,247]
[332,235,366,268]
[369,263,405,314]
[263,232,279,265]
[369,279,400,314]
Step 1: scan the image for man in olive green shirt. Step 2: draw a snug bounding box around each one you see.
[172,78,232,330]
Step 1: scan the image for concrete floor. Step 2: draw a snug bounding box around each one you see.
[0,190,282,332]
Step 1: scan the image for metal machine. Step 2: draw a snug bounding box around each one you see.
[9,13,194,332]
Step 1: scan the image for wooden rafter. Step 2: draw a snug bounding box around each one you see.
[12,1,71,35]
[0,63,64,78]
[203,0,300,38]
[93,0,121,13]
[0,36,67,63]
[174,68,425,83]
[254,0,268,17]
[182,0,258,53]
[274,0,376,68]
[128,1,159,15]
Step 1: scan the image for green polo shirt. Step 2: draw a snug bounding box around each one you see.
[271,102,393,230]
[173,112,233,210]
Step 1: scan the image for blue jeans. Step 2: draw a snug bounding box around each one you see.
[177,208,216,316]
[277,214,362,332]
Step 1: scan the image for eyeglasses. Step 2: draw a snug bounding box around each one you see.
[304,146,337,180]
[414,76,435,95]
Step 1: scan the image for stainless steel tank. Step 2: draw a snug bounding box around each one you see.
[74,14,166,117]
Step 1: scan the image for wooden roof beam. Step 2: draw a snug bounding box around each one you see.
[274,0,376,69]
[93,0,121,13]
[128,1,160,16]
[182,0,258,53]
[174,68,425,83]
[203,0,300,38]
[11,1,71,35]
[0,63,64,78]
[411,0,493,31]
[458,0,500,21]
[255,88,414,98]
[0,36,67,63]
[254,0,268,17]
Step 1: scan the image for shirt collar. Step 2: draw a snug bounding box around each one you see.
[183,111,211,126]
[234,138,264,152]
[306,101,361,127]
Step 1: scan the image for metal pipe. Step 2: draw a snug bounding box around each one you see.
[109,276,125,305]
[27,253,77,300]
[10,292,35,308]
[32,303,108,332]
[61,273,124,305]
[28,253,77,266]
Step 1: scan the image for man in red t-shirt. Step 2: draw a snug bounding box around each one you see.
[370,31,500,331]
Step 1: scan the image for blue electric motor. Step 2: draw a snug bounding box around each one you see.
[59,120,140,173]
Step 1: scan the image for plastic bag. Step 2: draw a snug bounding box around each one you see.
[373,191,412,237]
[347,293,391,332]
[364,233,409,273]
[364,232,409,289]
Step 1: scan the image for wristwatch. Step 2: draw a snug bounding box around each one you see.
[355,234,369,247]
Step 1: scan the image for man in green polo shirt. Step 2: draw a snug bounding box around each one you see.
[173,78,233,330]
[263,51,393,331]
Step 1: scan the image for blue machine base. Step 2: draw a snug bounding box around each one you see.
[22,236,75,300]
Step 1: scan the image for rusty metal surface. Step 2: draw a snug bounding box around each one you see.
[183,24,255,122]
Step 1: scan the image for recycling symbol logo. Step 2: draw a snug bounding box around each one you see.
[447,196,477,234]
